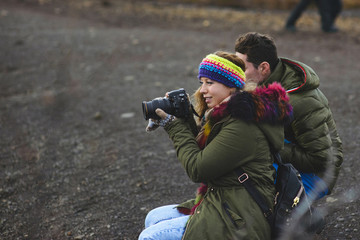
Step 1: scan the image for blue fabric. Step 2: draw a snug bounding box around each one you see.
[281,139,328,199]
[272,163,328,200]
[301,172,328,200]
[139,204,189,240]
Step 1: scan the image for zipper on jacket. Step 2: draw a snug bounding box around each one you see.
[223,202,239,229]
[292,185,304,207]
[181,188,209,240]
[181,213,192,240]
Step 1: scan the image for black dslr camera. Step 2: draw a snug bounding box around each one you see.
[142,88,191,120]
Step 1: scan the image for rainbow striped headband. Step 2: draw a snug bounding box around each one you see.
[198,54,246,89]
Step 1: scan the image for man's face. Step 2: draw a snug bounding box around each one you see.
[235,52,265,84]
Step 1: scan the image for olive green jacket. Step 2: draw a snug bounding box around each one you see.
[263,58,343,192]
[164,84,292,240]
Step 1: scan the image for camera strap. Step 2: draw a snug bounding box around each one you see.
[191,104,200,118]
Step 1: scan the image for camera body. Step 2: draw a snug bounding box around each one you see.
[142,88,190,120]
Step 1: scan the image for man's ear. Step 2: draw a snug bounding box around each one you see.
[259,62,271,76]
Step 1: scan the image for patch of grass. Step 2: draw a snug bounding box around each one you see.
[153,0,360,9]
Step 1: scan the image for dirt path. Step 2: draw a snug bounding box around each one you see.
[1,1,360,239]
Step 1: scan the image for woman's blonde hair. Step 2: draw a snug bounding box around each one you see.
[192,51,246,119]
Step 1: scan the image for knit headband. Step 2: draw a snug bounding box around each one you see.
[198,54,246,89]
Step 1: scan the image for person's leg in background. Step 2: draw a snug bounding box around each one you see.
[329,0,343,30]
[317,0,340,32]
[285,0,314,32]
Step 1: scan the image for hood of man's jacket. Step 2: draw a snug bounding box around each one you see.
[265,57,320,94]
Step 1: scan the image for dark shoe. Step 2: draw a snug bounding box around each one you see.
[322,26,339,33]
[285,24,297,32]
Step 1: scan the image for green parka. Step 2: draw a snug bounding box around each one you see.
[262,58,343,192]
[164,83,292,240]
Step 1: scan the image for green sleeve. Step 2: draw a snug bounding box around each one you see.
[165,119,257,183]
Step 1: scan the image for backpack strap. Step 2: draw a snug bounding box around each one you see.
[272,151,283,165]
[234,124,280,222]
[234,167,273,221]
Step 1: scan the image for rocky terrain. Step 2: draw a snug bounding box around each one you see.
[1,1,360,239]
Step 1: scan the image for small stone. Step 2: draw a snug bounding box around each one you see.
[1,10,8,17]
[166,149,176,155]
[326,196,338,203]
[124,75,135,81]
[93,111,102,120]
[202,20,210,27]
[121,112,135,118]
[314,56,321,62]
[132,39,139,45]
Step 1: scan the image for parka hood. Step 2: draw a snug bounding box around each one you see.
[266,58,320,93]
[209,82,292,152]
[227,82,293,124]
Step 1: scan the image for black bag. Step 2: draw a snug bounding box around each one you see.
[235,152,312,239]
[269,152,312,239]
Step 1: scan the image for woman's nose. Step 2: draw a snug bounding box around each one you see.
[200,84,206,93]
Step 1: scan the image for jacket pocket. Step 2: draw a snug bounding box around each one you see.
[222,202,244,230]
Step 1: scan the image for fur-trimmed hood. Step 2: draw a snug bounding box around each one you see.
[203,82,292,152]
[210,82,293,124]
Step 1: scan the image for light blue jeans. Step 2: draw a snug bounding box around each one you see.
[138,204,190,240]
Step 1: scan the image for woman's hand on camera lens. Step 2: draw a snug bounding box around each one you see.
[145,109,176,132]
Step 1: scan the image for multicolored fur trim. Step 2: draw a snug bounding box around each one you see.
[196,82,292,150]
[227,82,293,124]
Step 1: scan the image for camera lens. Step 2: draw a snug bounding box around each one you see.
[142,98,172,120]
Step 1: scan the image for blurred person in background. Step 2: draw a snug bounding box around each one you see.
[285,0,342,32]
[235,32,343,202]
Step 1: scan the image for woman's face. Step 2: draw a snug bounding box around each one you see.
[199,77,234,108]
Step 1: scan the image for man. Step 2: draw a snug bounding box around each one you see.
[234,32,343,199]
[285,0,342,33]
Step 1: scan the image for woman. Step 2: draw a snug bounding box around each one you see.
[139,51,292,239]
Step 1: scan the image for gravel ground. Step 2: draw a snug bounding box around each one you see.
[1,1,360,239]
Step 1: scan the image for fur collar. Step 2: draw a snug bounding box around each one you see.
[211,82,293,124]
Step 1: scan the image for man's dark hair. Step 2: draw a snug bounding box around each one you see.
[235,32,279,72]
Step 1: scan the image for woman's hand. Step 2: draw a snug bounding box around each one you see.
[155,108,168,119]
[145,109,176,132]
